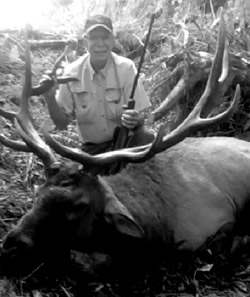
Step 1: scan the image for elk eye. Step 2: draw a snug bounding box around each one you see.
[3,237,30,251]
[46,165,60,177]
[60,173,80,186]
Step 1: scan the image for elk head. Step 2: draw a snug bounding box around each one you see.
[0,13,240,276]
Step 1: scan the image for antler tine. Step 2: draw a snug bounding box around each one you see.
[14,24,57,167]
[0,109,16,123]
[193,10,228,118]
[0,134,30,152]
[15,120,56,167]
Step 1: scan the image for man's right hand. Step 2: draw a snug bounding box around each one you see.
[40,74,58,97]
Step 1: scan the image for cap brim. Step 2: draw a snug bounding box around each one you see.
[86,24,112,34]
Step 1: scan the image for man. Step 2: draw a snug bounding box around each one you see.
[43,14,155,155]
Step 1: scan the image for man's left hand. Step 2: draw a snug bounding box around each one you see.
[121,109,140,129]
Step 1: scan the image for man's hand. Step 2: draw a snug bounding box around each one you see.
[40,74,58,97]
[121,109,140,129]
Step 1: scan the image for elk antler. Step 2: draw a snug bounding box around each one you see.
[42,11,240,170]
[0,25,57,168]
[0,34,77,156]
[32,40,78,96]
[0,37,77,128]
[0,134,30,152]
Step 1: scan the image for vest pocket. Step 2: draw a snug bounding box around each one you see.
[74,91,96,124]
[105,88,122,121]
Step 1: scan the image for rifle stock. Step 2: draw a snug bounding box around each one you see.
[112,99,135,151]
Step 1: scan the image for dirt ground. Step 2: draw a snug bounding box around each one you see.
[1,41,250,297]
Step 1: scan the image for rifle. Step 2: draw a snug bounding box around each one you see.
[112,13,155,151]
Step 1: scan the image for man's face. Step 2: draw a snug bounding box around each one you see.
[86,27,114,66]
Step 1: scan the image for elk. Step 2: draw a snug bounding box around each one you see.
[0,14,247,280]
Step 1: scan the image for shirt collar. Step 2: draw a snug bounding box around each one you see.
[87,54,112,80]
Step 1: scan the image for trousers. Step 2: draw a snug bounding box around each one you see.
[82,125,155,155]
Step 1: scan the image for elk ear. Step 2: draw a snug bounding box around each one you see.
[104,199,144,239]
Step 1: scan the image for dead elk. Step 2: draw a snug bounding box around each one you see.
[0,15,248,280]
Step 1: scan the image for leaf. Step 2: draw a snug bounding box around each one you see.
[32,291,43,297]
[197,263,213,272]
[182,27,189,47]
[9,45,22,63]
[211,17,220,29]
[233,281,248,293]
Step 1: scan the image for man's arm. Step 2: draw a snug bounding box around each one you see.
[43,83,73,130]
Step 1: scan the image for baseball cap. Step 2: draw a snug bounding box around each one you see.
[84,14,113,34]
